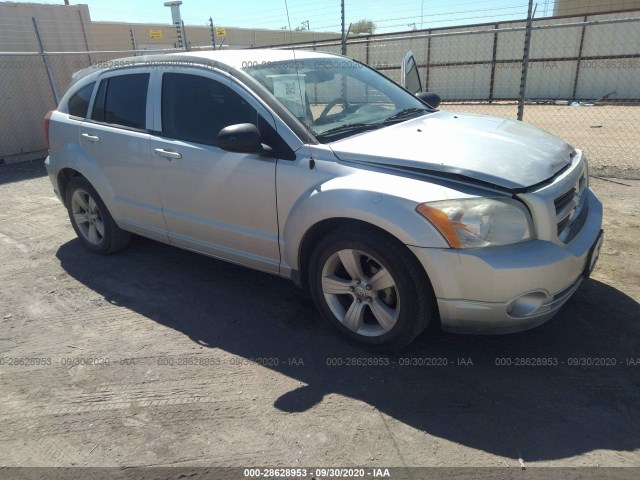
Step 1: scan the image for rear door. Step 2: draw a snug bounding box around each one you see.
[80,69,167,241]
[148,68,281,273]
[400,50,423,94]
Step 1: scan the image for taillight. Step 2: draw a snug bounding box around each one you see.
[44,110,53,148]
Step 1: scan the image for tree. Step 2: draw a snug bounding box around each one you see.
[351,19,376,34]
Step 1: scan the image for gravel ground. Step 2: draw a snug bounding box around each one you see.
[0,160,638,473]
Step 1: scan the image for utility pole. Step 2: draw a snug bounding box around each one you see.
[517,0,535,121]
[341,0,346,55]
[129,25,137,51]
[164,1,189,51]
[209,17,216,49]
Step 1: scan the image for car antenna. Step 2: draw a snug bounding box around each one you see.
[283,0,315,169]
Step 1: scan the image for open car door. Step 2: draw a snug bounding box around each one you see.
[400,50,422,94]
[401,50,441,108]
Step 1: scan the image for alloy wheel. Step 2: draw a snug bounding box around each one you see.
[71,189,105,246]
[321,249,400,337]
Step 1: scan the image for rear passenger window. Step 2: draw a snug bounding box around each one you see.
[91,73,149,130]
[68,82,95,118]
[161,73,257,145]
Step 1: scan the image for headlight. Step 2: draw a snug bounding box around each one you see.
[416,198,533,248]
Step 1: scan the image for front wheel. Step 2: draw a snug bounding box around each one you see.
[66,176,130,255]
[308,227,434,351]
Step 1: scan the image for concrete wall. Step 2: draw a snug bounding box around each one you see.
[0,2,338,163]
[554,0,640,16]
[92,21,339,51]
[0,2,93,162]
[295,10,640,102]
[0,2,638,162]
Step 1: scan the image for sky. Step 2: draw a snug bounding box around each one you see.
[8,0,557,33]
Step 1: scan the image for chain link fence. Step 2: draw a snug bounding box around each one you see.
[0,11,184,163]
[268,9,640,177]
[520,13,640,177]
[1,7,639,177]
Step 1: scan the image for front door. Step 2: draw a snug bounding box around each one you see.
[401,50,423,94]
[149,69,280,273]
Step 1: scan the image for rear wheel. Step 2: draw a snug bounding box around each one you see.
[66,176,130,255]
[308,227,434,351]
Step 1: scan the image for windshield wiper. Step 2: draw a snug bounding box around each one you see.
[383,107,429,124]
[315,123,381,140]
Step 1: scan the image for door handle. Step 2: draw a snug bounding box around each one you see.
[81,133,100,143]
[154,148,182,160]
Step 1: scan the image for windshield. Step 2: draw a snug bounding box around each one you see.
[243,57,432,143]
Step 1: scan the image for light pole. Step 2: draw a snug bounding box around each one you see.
[164,1,188,50]
[164,1,183,24]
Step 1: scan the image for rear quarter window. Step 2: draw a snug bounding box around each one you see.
[67,82,95,118]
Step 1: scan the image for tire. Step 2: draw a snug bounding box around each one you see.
[65,176,131,255]
[308,226,434,352]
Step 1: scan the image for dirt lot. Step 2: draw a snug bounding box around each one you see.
[0,160,639,474]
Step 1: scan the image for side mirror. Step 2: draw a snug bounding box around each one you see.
[416,92,441,109]
[217,123,262,153]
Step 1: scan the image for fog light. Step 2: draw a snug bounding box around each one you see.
[507,291,549,318]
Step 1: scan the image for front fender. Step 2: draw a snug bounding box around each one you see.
[280,175,451,270]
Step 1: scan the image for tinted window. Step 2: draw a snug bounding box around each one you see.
[162,73,257,145]
[68,82,95,118]
[91,73,149,129]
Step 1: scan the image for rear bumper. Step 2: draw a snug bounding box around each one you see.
[408,188,603,334]
[44,155,62,202]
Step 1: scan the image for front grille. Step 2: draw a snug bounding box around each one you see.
[554,169,587,243]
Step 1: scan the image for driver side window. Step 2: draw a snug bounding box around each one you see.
[161,73,258,145]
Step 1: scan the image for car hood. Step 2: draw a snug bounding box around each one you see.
[328,111,575,190]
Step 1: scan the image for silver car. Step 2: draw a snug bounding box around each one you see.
[44,49,604,351]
